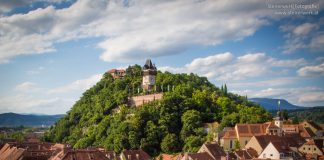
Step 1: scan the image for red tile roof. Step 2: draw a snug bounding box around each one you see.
[222,130,237,139]
[100,150,120,160]
[271,141,291,153]
[0,144,25,160]
[283,133,306,147]
[235,149,253,159]
[236,124,267,137]
[121,149,151,160]
[158,153,179,160]
[184,152,214,160]
[202,142,226,159]
[254,135,283,149]
[61,149,109,160]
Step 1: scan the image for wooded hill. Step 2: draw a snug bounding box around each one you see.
[44,65,271,156]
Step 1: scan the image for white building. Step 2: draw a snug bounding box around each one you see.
[259,141,293,160]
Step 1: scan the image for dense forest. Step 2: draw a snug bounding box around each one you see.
[44,65,271,156]
[288,107,324,124]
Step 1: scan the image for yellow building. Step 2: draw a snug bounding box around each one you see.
[298,139,323,156]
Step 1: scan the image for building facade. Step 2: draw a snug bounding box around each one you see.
[142,59,157,91]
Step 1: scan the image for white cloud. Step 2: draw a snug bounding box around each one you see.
[26,66,44,75]
[0,94,73,114]
[268,58,307,67]
[0,0,71,13]
[298,63,324,77]
[185,52,233,73]
[293,23,318,36]
[281,22,324,53]
[14,82,38,92]
[162,52,308,81]
[0,73,102,114]
[0,0,281,63]
[48,73,102,94]
[229,77,298,88]
[233,87,324,107]
[298,91,324,103]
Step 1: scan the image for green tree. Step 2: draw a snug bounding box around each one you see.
[180,110,202,141]
[234,140,240,151]
[216,96,232,117]
[161,133,181,153]
[224,84,227,95]
[182,136,203,152]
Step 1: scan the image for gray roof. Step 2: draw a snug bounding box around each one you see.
[143,59,156,70]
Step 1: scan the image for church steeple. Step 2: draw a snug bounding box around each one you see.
[274,100,283,130]
[276,100,282,120]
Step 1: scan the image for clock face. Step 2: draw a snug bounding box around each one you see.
[150,76,155,84]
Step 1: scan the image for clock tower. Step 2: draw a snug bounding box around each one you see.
[142,59,157,91]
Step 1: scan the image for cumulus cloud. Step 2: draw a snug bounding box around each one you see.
[233,87,324,106]
[14,82,38,92]
[162,52,308,81]
[0,73,102,114]
[0,0,282,63]
[229,77,298,88]
[0,0,71,13]
[298,63,324,77]
[48,73,102,94]
[281,22,324,54]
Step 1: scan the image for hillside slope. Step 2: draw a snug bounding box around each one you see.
[45,65,271,156]
[0,113,64,127]
[249,98,302,110]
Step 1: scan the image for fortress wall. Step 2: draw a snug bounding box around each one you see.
[128,93,163,107]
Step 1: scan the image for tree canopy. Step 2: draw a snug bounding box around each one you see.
[44,65,271,156]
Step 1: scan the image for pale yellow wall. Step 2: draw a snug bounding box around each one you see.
[220,138,237,151]
[298,144,323,155]
[245,136,263,155]
[238,136,252,149]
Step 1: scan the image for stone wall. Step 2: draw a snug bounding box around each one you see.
[128,93,163,107]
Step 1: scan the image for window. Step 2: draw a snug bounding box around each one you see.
[245,140,248,145]
[263,154,266,158]
[230,140,233,149]
[314,148,316,151]
[309,148,311,150]
[303,147,305,150]
[280,153,284,158]
[270,154,273,157]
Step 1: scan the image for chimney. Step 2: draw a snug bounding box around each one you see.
[136,153,139,160]
[128,155,131,160]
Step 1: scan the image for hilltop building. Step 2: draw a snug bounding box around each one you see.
[142,59,157,91]
[107,69,126,79]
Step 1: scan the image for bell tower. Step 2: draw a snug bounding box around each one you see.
[274,100,283,136]
[142,59,157,91]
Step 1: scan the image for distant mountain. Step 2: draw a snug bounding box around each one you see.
[249,98,303,111]
[0,112,64,127]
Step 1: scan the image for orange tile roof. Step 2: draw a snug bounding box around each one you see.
[122,149,151,160]
[236,124,267,137]
[202,142,226,159]
[61,149,109,160]
[222,130,237,139]
[271,141,291,153]
[184,152,214,160]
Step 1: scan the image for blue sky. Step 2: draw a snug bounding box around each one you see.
[0,0,323,114]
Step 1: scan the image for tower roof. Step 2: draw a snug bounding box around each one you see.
[143,59,156,70]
